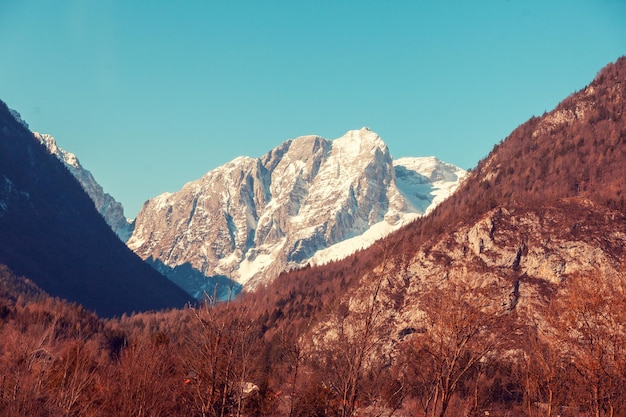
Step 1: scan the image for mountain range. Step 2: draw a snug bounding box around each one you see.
[4,55,624,319]
[30,124,465,299]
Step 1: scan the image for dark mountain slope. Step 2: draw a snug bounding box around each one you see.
[0,101,193,317]
[0,263,47,305]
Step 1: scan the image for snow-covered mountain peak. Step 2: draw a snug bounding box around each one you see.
[334,127,387,158]
[394,156,466,214]
[128,129,466,294]
[34,133,81,169]
[396,156,464,183]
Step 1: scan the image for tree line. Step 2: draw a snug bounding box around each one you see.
[2,262,626,417]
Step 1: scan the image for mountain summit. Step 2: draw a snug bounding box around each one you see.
[128,128,465,295]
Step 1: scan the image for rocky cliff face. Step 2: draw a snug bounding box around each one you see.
[128,128,466,293]
[33,132,132,241]
[385,199,626,334]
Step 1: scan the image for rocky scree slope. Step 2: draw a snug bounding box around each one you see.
[128,128,465,295]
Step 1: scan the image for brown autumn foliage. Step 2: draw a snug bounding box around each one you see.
[3,263,626,416]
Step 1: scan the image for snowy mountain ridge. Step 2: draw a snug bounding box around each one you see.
[9,108,29,129]
[32,132,133,241]
[128,128,466,294]
[310,156,465,267]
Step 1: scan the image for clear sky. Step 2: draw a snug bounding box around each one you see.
[1,1,625,218]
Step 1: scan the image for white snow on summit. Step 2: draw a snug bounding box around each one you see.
[128,128,467,295]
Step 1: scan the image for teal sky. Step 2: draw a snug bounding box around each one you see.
[1,1,625,217]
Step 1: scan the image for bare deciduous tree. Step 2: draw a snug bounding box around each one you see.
[551,272,626,417]
[312,243,397,417]
[399,282,508,417]
[182,298,259,417]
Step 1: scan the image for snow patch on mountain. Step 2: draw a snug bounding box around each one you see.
[311,156,466,267]
[395,156,466,214]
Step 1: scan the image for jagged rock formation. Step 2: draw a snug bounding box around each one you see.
[128,128,465,292]
[33,132,133,241]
